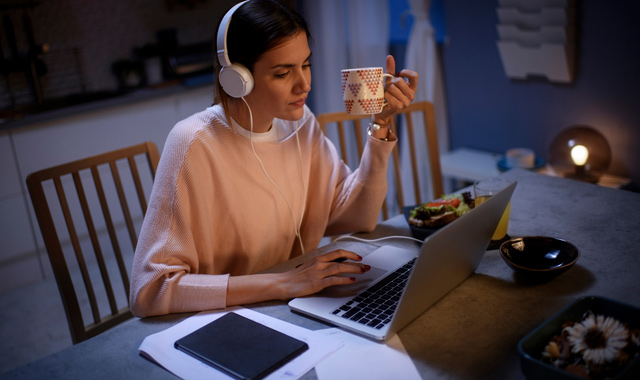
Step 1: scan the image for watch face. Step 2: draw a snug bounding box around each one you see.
[372,123,382,131]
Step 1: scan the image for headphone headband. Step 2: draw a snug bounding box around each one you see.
[216,0,247,68]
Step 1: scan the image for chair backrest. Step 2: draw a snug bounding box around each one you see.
[317,101,443,220]
[26,141,159,344]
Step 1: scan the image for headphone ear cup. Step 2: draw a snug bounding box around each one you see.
[219,62,254,98]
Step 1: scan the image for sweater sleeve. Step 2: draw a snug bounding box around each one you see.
[322,129,397,236]
[129,123,229,317]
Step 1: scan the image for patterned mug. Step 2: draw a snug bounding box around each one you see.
[341,67,393,115]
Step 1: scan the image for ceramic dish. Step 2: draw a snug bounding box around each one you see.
[518,296,640,379]
[497,157,545,172]
[401,206,440,241]
[499,236,579,276]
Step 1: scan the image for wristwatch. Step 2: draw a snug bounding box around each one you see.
[368,122,389,141]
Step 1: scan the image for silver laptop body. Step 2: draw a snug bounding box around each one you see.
[289,181,517,341]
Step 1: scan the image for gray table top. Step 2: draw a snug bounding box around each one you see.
[3,169,640,380]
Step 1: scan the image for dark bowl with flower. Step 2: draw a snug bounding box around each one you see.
[518,296,640,380]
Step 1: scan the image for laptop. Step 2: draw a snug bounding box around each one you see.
[289,181,516,341]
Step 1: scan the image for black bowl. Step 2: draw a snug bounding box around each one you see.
[518,296,640,380]
[499,236,579,276]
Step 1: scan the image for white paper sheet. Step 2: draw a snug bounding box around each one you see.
[139,307,343,380]
[314,328,421,380]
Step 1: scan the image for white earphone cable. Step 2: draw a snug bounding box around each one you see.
[241,97,306,254]
[293,119,306,252]
[333,235,425,246]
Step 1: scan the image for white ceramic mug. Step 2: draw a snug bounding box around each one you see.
[506,148,535,169]
[341,67,393,115]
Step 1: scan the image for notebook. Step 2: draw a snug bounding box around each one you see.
[289,181,516,341]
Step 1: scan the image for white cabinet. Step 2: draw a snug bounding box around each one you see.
[440,148,502,184]
[0,133,22,197]
[0,133,42,292]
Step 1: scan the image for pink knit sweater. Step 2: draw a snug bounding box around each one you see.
[129,105,395,317]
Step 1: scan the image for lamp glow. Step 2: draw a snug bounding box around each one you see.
[570,145,589,166]
[549,126,608,184]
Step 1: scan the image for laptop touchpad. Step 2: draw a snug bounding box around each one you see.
[320,266,387,297]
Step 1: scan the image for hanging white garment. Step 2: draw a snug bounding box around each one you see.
[301,0,389,115]
[401,0,450,204]
[300,0,390,174]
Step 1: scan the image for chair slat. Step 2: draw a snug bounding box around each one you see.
[354,120,364,158]
[144,141,160,180]
[72,171,119,316]
[128,156,148,214]
[109,159,137,296]
[109,161,137,249]
[423,108,443,197]
[53,176,102,325]
[404,112,422,205]
[91,166,130,299]
[337,121,348,166]
[390,129,404,216]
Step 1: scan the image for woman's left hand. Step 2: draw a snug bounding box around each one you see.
[374,55,419,125]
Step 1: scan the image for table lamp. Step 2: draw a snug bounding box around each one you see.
[548,126,611,183]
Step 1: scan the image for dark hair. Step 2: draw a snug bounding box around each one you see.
[214,0,312,106]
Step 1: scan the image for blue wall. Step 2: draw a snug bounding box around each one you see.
[441,0,640,185]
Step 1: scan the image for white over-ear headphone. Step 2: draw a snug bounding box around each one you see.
[218,1,307,254]
[216,0,254,98]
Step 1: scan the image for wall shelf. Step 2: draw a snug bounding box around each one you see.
[495,0,576,83]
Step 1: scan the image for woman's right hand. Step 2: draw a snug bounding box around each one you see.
[226,249,370,307]
[276,249,370,300]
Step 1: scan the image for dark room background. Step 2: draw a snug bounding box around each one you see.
[2,0,638,184]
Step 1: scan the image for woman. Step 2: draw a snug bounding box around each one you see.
[130,0,418,317]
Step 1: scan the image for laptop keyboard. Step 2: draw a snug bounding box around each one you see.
[331,258,416,330]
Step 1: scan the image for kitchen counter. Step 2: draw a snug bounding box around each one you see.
[0,78,213,133]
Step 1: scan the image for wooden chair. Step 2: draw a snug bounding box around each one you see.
[317,101,443,220]
[26,141,159,344]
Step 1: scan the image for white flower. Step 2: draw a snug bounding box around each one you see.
[564,313,629,365]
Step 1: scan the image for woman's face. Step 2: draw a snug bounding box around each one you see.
[244,31,312,130]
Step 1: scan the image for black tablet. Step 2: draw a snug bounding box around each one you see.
[174,312,309,380]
